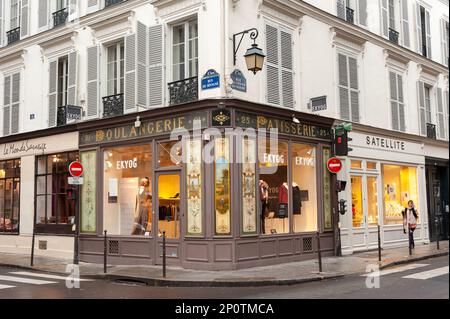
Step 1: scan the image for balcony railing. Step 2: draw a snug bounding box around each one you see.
[6,27,20,45]
[168,77,199,106]
[57,105,82,126]
[53,8,69,28]
[346,7,355,24]
[102,93,124,118]
[105,0,125,8]
[427,123,437,139]
[389,28,399,45]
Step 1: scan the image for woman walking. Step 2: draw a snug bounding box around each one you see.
[403,200,418,249]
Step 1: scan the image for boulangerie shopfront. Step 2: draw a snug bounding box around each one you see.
[339,126,430,254]
[78,99,336,270]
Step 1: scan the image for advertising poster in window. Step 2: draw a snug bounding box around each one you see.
[81,151,96,233]
[215,137,231,235]
[186,139,203,235]
[242,138,257,234]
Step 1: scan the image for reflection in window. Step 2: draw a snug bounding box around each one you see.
[292,144,317,233]
[215,137,231,235]
[0,160,20,233]
[157,141,182,167]
[367,162,377,170]
[258,139,289,235]
[351,160,362,169]
[103,145,152,236]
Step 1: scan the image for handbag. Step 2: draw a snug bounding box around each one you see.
[278,203,288,218]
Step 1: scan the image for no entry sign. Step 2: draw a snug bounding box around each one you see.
[69,161,84,177]
[327,157,343,174]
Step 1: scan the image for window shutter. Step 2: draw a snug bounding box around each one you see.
[38,0,48,29]
[415,3,422,54]
[418,81,426,135]
[266,24,280,105]
[87,45,100,118]
[280,30,294,108]
[348,57,359,122]
[11,73,20,134]
[67,51,78,106]
[338,54,349,121]
[425,10,431,58]
[0,1,3,47]
[401,0,410,48]
[68,0,79,21]
[381,0,389,37]
[137,22,148,109]
[125,33,136,112]
[445,91,449,139]
[337,0,346,20]
[437,88,445,139]
[397,75,405,131]
[48,59,58,127]
[3,76,11,135]
[148,24,164,107]
[20,0,29,38]
[441,20,449,66]
[358,0,368,26]
[87,0,99,13]
[390,72,399,130]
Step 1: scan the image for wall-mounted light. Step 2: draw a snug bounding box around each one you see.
[292,114,300,124]
[135,116,141,128]
[233,28,265,75]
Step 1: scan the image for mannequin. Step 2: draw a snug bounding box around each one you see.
[132,177,152,235]
[278,183,289,218]
[259,180,269,234]
[292,182,302,215]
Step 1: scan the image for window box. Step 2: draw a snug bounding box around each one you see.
[427,123,437,139]
[389,28,399,45]
[6,27,20,45]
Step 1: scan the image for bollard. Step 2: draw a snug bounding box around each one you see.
[162,231,167,278]
[435,218,440,250]
[30,230,36,267]
[377,225,382,262]
[104,230,108,274]
[316,232,323,273]
[408,223,412,256]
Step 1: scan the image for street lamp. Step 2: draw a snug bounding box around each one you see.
[233,28,265,74]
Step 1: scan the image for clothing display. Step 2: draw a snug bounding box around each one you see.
[132,184,152,235]
[159,205,179,221]
[259,180,269,233]
[293,185,302,215]
[278,183,288,204]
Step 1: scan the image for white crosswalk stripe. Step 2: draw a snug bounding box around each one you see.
[361,264,429,277]
[0,284,15,290]
[402,266,449,280]
[0,275,57,285]
[9,272,93,282]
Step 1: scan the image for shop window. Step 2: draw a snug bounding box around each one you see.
[259,139,289,235]
[292,143,318,233]
[35,152,78,227]
[157,141,182,168]
[367,176,379,225]
[351,160,362,169]
[383,165,419,225]
[215,137,231,235]
[103,145,152,236]
[367,162,377,170]
[81,151,97,233]
[0,160,20,233]
[351,175,363,227]
[157,174,181,239]
[322,147,333,231]
[241,137,257,235]
[186,139,203,235]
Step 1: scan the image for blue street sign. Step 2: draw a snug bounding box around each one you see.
[230,69,247,92]
[201,69,220,90]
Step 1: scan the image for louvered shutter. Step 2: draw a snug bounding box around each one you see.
[401,0,410,48]
[3,76,11,135]
[397,75,405,132]
[20,0,29,38]
[418,81,426,135]
[338,54,349,121]
[280,30,294,108]
[148,24,164,107]
[266,24,280,105]
[38,0,48,30]
[348,57,359,123]
[48,59,58,127]
[67,51,78,106]
[425,11,432,58]
[87,45,100,118]
[87,0,99,13]
[390,72,399,130]
[337,0,346,20]
[416,3,422,54]
[0,1,3,47]
[137,22,148,108]
[11,73,20,134]
[68,0,78,21]
[445,91,449,139]
[381,0,389,37]
[441,20,449,66]
[125,33,136,112]
[358,0,367,26]
[437,88,445,139]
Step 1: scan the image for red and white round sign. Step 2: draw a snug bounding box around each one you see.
[327,157,343,174]
[69,161,84,177]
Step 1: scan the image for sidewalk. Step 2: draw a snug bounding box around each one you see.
[0,241,448,287]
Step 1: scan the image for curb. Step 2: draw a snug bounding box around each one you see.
[0,250,448,288]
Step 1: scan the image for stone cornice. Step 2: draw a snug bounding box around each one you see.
[39,31,78,51]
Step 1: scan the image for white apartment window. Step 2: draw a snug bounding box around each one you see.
[57,57,69,107]
[106,41,124,96]
[388,0,395,30]
[338,53,360,123]
[416,4,431,58]
[389,71,406,132]
[442,20,449,66]
[56,0,67,11]
[424,85,432,124]
[337,0,367,26]
[10,0,20,30]
[172,20,198,82]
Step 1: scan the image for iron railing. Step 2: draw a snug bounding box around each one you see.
[102,93,124,118]
[346,7,355,24]
[427,123,437,139]
[53,8,69,28]
[57,105,82,126]
[389,28,399,45]
[168,77,199,106]
[105,0,125,8]
[7,27,20,45]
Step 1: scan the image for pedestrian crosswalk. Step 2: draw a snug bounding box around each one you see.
[362,263,449,281]
[402,266,449,280]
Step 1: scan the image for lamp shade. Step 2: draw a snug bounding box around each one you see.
[244,44,265,74]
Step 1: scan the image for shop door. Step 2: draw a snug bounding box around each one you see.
[154,172,182,265]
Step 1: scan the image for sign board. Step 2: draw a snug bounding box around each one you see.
[69,161,84,177]
[310,96,327,112]
[69,177,84,185]
[230,69,247,92]
[327,157,343,174]
[201,69,220,90]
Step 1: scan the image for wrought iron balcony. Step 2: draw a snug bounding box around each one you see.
[168,77,199,106]
[53,8,69,28]
[346,7,355,24]
[105,0,125,8]
[389,28,399,45]
[6,27,20,45]
[427,123,437,139]
[57,105,82,126]
[102,93,124,118]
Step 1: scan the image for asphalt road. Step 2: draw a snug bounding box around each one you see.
[0,256,448,299]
